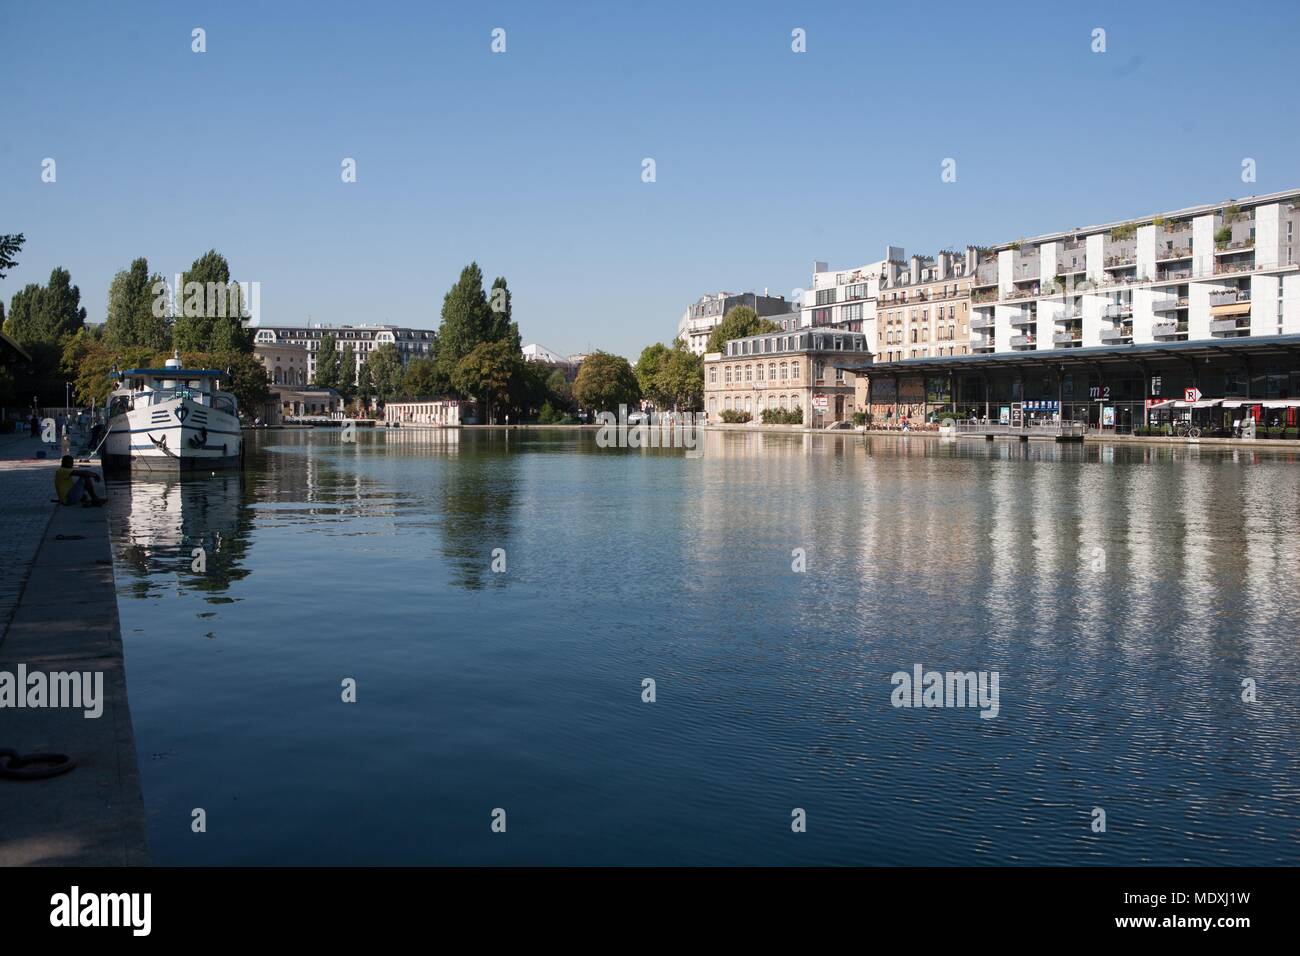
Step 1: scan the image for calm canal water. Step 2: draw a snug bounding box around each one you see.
[108,429,1300,865]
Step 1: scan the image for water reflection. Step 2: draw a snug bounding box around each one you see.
[107,428,1300,865]
[109,473,252,601]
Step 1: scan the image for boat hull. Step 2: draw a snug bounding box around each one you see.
[104,396,243,474]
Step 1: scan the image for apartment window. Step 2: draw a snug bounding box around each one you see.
[709,366,717,384]
[724,366,732,384]
[835,366,844,382]
[814,360,825,383]
[816,288,837,305]
[812,308,832,325]
[846,282,869,300]
[756,364,764,382]
[780,362,788,380]
[792,362,801,380]
[841,303,863,323]
[768,362,776,380]
[745,365,752,382]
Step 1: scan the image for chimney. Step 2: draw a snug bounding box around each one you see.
[937,252,951,279]
[909,255,921,284]
[965,245,978,274]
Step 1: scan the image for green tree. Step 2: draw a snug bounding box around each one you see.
[106,257,171,351]
[546,368,574,412]
[402,355,449,399]
[337,343,357,402]
[61,330,156,407]
[356,360,374,412]
[572,351,640,412]
[656,343,704,410]
[172,250,251,354]
[453,339,522,424]
[436,263,493,384]
[635,342,672,405]
[3,267,88,346]
[365,343,404,407]
[0,233,24,279]
[704,305,780,354]
[313,334,342,390]
[486,276,521,351]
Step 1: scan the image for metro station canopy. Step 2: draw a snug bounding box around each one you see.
[835,334,1300,377]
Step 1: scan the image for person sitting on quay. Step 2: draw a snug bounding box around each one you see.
[54,455,107,507]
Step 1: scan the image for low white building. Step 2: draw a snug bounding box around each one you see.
[384,400,476,427]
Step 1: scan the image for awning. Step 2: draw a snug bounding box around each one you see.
[1261,399,1300,408]
[1209,302,1252,316]
[1171,399,1222,408]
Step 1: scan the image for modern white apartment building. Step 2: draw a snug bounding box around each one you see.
[253,323,436,383]
[799,249,906,340]
[677,291,791,355]
[969,189,1300,355]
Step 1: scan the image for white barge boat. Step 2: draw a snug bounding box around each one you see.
[103,356,243,473]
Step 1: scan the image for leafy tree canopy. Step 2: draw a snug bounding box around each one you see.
[106,257,170,352]
[453,338,522,423]
[172,250,252,354]
[572,351,640,412]
[3,267,87,347]
[0,233,24,279]
[704,305,781,354]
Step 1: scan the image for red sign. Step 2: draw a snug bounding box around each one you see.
[1184,387,1202,402]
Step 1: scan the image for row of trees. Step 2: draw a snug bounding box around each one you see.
[1,242,270,415]
[3,230,774,422]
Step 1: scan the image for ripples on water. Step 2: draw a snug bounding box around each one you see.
[108,430,1300,865]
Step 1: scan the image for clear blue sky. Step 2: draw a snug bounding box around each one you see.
[3,0,1297,359]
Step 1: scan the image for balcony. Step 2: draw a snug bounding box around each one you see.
[1152,319,1188,340]
[970,314,994,330]
[1104,254,1136,268]
[1209,289,1251,307]
[1155,268,1193,283]
[1210,317,1250,335]
[1010,335,1036,350]
[1009,311,1036,328]
[1215,239,1255,254]
[1005,286,1039,301]
[1104,303,1133,319]
[1155,246,1192,261]
[1214,259,1255,276]
[1100,325,1133,343]
[972,343,996,354]
[972,289,999,304]
[1152,296,1189,312]
[1053,331,1081,345]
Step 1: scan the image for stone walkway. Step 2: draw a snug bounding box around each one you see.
[0,435,60,640]
[0,433,150,865]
